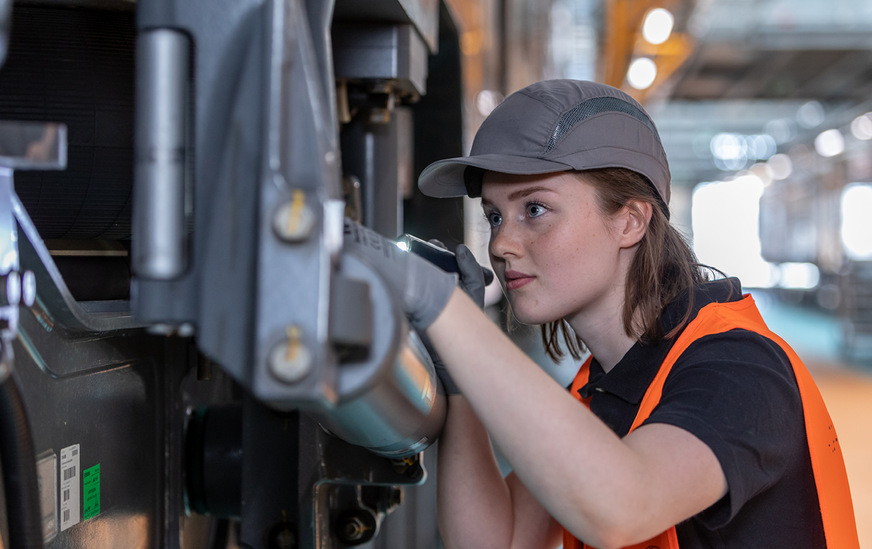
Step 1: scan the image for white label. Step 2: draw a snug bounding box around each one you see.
[59,444,81,531]
[36,451,58,542]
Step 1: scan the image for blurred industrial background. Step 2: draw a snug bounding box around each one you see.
[0,0,869,547]
[449,0,872,546]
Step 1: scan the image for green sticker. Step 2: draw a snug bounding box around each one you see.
[82,464,100,520]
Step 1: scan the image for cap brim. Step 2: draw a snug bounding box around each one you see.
[418,154,573,198]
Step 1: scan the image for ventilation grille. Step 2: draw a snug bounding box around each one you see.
[544,97,660,153]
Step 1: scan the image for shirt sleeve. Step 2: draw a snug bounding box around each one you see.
[640,329,806,528]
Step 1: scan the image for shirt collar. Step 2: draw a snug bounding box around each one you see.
[576,277,743,404]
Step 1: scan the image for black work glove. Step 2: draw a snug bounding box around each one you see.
[343,219,458,333]
[425,240,487,395]
[454,243,486,308]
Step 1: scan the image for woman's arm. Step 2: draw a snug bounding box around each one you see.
[428,289,727,549]
[437,396,562,549]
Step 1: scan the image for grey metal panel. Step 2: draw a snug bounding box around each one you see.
[333,0,439,53]
[333,24,430,97]
[14,329,166,548]
[10,308,231,549]
[133,0,345,410]
[133,0,267,353]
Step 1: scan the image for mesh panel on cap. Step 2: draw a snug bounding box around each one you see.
[544,96,661,154]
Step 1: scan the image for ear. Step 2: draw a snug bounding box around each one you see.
[616,199,653,248]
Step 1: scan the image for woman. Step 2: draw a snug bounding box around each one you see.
[345,80,858,548]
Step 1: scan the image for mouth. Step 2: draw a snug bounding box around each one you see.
[504,270,535,291]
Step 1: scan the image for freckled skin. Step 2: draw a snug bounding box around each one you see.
[481,172,630,333]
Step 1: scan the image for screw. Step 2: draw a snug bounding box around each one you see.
[1,271,20,306]
[336,511,376,545]
[269,326,312,383]
[21,271,35,307]
[341,516,367,541]
[273,189,315,242]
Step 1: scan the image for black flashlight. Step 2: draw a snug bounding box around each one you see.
[398,234,494,286]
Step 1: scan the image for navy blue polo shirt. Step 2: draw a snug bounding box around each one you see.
[576,278,826,548]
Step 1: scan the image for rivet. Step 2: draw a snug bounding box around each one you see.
[269,326,312,383]
[273,189,315,242]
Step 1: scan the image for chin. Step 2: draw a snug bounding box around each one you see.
[508,302,561,326]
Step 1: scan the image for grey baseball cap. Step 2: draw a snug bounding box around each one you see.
[418,79,671,209]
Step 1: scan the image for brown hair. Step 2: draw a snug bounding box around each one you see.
[542,167,710,362]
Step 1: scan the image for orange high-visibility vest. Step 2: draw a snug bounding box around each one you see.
[562,294,859,549]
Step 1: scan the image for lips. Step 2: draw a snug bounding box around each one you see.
[504,270,535,291]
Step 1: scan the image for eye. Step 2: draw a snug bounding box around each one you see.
[526,201,547,218]
[484,210,502,227]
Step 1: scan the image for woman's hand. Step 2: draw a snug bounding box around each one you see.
[342,219,457,332]
[453,242,487,308]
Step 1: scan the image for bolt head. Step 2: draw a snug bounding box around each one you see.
[21,271,35,307]
[269,339,312,383]
[3,271,20,306]
[273,200,315,242]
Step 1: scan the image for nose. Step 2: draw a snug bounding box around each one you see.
[489,220,523,261]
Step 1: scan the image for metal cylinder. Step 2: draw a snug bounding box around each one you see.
[321,328,446,458]
[314,253,447,459]
[133,28,189,279]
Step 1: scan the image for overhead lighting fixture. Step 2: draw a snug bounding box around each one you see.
[850,113,872,141]
[627,58,657,90]
[642,8,674,45]
[709,132,777,171]
[814,129,845,157]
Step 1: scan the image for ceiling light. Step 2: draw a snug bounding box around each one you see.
[627,58,657,90]
[814,129,844,157]
[642,8,674,45]
[850,113,872,140]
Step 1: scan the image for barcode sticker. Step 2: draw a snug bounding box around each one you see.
[82,464,100,520]
[59,444,81,531]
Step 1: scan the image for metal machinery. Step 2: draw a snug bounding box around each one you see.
[0,0,466,547]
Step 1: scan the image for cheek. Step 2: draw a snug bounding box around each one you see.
[537,226,615,285]
[536,224,585,266]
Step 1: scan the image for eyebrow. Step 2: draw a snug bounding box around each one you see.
[507,186,554,200]
[481,185,557,207]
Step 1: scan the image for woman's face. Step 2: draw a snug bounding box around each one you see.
[481,171,629,326]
